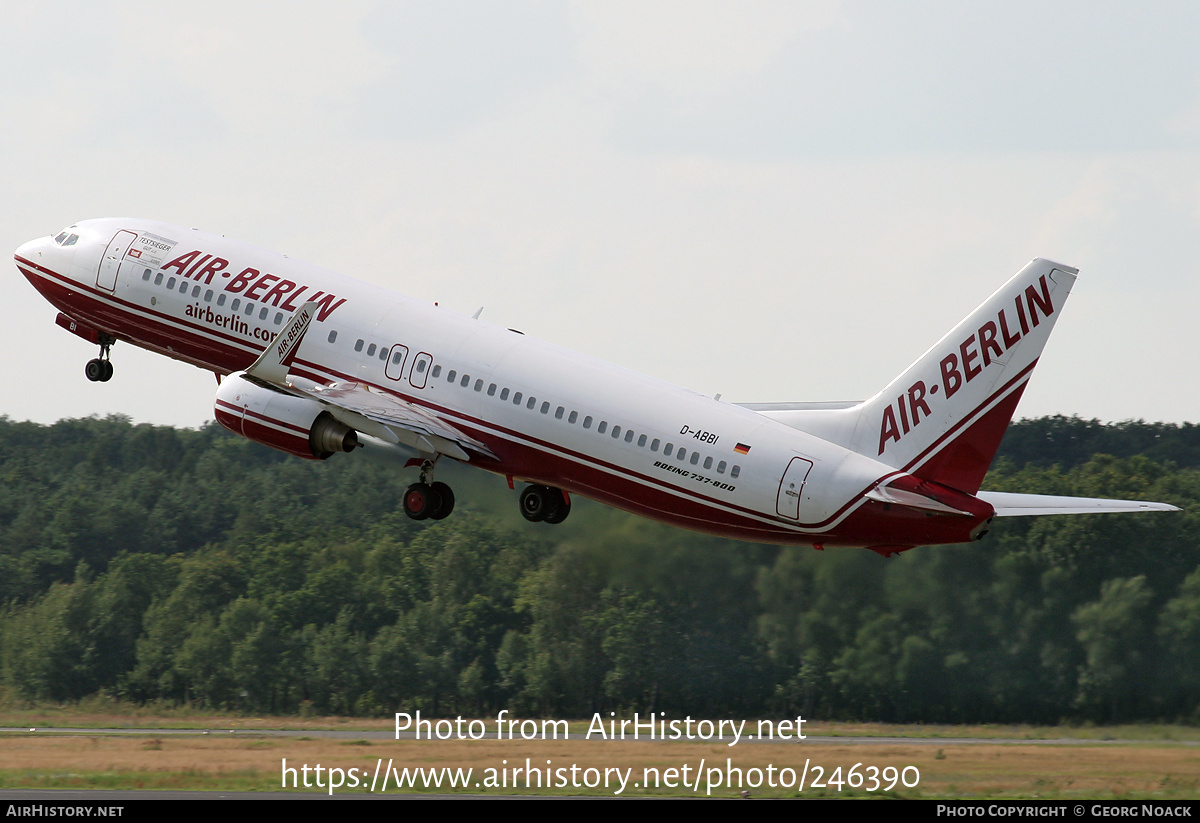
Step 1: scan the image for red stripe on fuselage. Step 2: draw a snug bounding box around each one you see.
[18,258,261,372]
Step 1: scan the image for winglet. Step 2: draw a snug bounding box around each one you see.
[246,301,317,385]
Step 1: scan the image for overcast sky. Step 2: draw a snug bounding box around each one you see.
[5,1,1200,428]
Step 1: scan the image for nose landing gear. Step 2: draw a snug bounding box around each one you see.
[85,335,117,382]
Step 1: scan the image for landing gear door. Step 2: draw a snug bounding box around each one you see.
[777,456,814,520]
[97,230,137,291]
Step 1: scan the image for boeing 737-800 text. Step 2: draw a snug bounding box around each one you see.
[14,219,1177,555]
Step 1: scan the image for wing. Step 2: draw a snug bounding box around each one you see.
[292,377,494,462]
[244,302,496,463]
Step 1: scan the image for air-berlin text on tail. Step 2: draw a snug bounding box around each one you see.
[878,274,1056,455]
[160,248,346,321]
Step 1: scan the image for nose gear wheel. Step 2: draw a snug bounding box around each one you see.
[85,334,117,382]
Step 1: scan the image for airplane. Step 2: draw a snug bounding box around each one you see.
[14,218,1178,556]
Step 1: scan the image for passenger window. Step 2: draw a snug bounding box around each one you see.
[355,339,365,352]
[367,344,376,357]
[611,425,621,439]
[500,388,509,400]
[392,351,402,364]
[142,269,151,281]
[277,313,285,325]
[568,411,577,424]
[166,277,176,289]
[637,434,646,447]
[447,369,457,382]
[597,421,607,434]
[513,392,523,405]
[717,461,727,474]
[690,452,700,465]
[180,281,189,293]
[461,374,470,387]
[192,285,201,297]
[626,430,635,443]
[583,416,593,429]
[415,358,426,371]
[205,290,214,302]
[154,273,163,286]
[259,307,268,320]
[217,294,226,306]
[703,456,712,469]
[487,383,497,396]
[328,330,338,344]
[245,302,255,315]
[527,396,536,409]
[540,401,550,414]
[379,348,387,361]
[475,379,483,392]
[651,438,660,452]
[731,465,741,479]
[664,443,673,456]
[431,365,442,378]
[678,448,687,461]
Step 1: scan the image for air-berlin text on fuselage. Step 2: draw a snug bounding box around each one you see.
[877,275,1055,456]
[160,249,346,322]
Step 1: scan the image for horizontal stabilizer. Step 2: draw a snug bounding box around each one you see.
[737,401,862,412]
[977,491,1180,517]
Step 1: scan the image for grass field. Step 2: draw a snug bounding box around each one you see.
[1,704,1198,798]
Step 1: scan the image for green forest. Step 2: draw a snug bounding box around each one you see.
[1,414,1197,724]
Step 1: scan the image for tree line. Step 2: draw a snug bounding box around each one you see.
[0,414,1196,723]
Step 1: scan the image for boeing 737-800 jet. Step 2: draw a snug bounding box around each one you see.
[14,219,1177,555]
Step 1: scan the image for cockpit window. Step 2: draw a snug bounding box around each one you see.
[53,226,79,246]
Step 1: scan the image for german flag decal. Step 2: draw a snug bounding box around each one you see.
[734,443,751,455]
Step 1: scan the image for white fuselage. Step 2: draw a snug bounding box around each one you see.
[15,218,993,548]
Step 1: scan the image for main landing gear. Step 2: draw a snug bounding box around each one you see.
[519,484,571,524]
[85,334,117,383]
[402,459,455,521]
[400,460,572,527]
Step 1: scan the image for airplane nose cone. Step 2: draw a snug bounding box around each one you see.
[14,236,49,264]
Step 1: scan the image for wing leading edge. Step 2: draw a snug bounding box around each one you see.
[245,302,496,463]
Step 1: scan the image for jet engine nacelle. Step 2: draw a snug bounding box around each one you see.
[214,371,359,459]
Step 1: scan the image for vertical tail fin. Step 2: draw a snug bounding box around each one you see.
[751,259,1077,494]
[859,258,1077,492]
